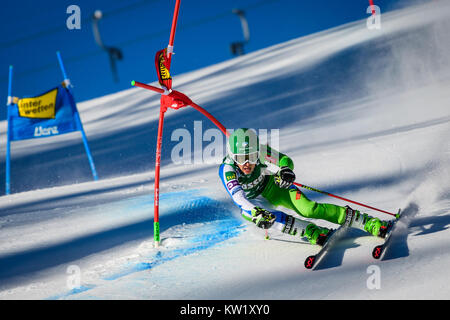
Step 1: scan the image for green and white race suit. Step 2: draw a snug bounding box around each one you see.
[218,145,348,232]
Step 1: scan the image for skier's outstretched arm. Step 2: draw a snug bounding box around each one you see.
[219,163,258,219]
[219,163,295,231]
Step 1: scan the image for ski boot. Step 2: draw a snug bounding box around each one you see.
[344,206,389,238]
[282,216,330,245]
[304,223,331,246]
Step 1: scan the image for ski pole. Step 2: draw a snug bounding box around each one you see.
[293,182,398,217]
[368,0,376,15]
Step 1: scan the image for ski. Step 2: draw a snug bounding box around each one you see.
[372,209,402,260]
[304,225,348,270]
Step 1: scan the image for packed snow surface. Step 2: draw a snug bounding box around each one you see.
[0,1,449,299]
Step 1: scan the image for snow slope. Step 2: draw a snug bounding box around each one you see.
[0,1,449,299]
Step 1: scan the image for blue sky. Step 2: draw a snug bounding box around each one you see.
[0,0,409,120]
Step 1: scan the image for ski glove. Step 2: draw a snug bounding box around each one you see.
[251,207,276,229]
[274,166,296,189]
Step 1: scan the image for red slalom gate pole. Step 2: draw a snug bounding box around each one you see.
[131,84,231,247]
[190,102,230,137]
[131,82,231,243]
[132,79,166,247]
[293,182,398,217]
[368,0,376,15]
[131,81,164,94]
[167,0,181,61]
[153,107,166,247]
[140,0,181,248]
[132,81,230,137]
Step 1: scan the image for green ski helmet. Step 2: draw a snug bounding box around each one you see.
[227,128,260,165]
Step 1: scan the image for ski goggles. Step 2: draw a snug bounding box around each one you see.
[232,152,259,165]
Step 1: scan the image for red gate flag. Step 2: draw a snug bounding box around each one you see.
[155,48,172,90]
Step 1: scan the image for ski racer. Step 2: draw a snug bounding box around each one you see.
[219,128,389,245]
